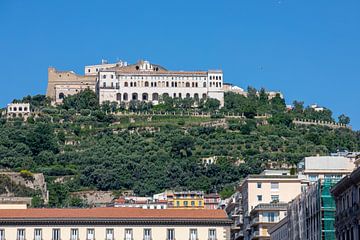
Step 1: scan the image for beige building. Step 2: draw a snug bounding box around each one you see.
[238,171,302,240]
[0,208,231,240]
[249,203,288,240]
[46,67,97,104]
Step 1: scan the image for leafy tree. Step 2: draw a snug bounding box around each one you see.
[338,114,350,125]
[62,89,99,111]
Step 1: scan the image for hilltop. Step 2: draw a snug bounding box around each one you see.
[0,88,358,207]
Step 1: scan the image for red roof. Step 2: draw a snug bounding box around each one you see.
[0,208,228,220]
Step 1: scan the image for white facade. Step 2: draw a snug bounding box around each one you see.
[98,60,224,106]
[297,155,355,183]
[6,103,30,118]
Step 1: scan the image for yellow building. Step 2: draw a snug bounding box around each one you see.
[167,191,205,209]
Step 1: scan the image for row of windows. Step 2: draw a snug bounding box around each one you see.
[256,182,279,190]
[102,75,211,81]
[102,81,222,88]
[176,200,202,206]
[0,228,217,240]
[209,76,222,80]
[8,107,29,112]
[256,194,279,202]
[116,93,207,101]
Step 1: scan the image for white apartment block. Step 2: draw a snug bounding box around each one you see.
[97,60,224,106]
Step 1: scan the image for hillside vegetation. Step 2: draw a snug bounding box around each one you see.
[0,88,359,207]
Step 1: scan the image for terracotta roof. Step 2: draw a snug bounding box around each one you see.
[0,208,228,220]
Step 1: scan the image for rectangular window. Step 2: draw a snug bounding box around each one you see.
[271,182,279,190]
[184,200,188,206]
[70,229,79,240]
[0,230,4,240]
[167,229,175,240]
[52,229,60,240]
[87,229,95,240]
[271,195,279,202]
[106,229,114,240]
[257,182,262,188]
[209,229,217,240]
[144,229,152,240]
[17,229,25,240]
[34,229,42,240]
[257,195,262,201]
[191,201,195,206]
[190,229,198,240]
[125,229,133,240]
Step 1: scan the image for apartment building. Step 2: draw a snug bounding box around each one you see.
[204,193,221,209]
[331,166,360,240]
[268,216,288,240]
[167,191,205,209]
[111,196,167,209]
[283,179,337,240]
[248,203,288,240]
[238,170,302,240]
[0,208,231,240]
[297,155,355,184]
[225,192,243,240]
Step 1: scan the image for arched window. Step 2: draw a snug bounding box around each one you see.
[145,81,149,87]
[13,107,17,111]
[210,76,212,80]
[123,93,128,101]
[216,82,218,87]
[132,93,138,100]
[186,93,190,98]
[203,82,206,88]
[178,93,182,99]
[216,76,218,80]
[59,92,65,99]
[152,93,159,101]
[130,82,133,87]
[142,93,148,101]
[186,82,190,87]
[166,82,169,87]
[124,82,128,87]
[116,93,121,101]
[219,76,222,80]
[194,93,199,100]
[202,93,207,99]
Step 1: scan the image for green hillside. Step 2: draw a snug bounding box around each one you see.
[0,88,358,207]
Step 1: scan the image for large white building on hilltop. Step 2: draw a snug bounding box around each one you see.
[47,59,224,106]
[97,60,224,106]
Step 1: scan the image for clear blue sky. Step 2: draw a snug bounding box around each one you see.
[1,0,359,129]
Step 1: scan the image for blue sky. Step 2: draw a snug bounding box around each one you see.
[0,0,359,129]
